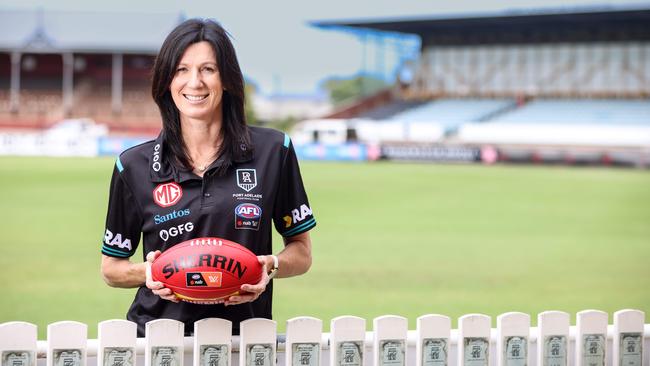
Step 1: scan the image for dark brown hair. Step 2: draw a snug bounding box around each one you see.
[151,18,251,175]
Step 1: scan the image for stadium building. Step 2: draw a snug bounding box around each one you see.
[0,9,182,135]
[301,4,650,166]
[0,6,649,166]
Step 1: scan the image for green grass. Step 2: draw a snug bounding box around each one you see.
[0,157,649,338]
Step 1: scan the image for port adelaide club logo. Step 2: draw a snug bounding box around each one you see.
[236,169,257,192]
[235,203,261,230]
[153,182,183,208]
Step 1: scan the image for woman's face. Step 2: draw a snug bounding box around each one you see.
[170,41,224,123]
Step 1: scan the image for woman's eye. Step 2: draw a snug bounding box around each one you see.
[176,67,187,73]
[203,67,216,73]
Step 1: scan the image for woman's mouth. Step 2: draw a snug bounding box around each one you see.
[184,94,208,102]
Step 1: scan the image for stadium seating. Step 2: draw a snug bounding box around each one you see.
[0,75,160,134]
[387,98,516,134]
[457,99,650,146]
[489,99,650,125]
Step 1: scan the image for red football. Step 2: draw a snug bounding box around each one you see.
[151,237,263,303]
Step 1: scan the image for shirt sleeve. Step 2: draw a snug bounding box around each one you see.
[101,159,143,258]
[273,138,316,238]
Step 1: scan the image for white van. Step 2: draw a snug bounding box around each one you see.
[291,118,444,144]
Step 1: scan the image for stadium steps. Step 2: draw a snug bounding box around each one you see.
[475,99,520,122]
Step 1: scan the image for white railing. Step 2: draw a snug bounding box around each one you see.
[1,310,648,366]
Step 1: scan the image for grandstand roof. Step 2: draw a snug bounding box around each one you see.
[0,9,183,54]
[313,5,650,46]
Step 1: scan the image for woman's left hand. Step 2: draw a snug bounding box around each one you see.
[223,255,273,306]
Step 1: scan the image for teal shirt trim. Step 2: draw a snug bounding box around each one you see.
[116,157,124,173]
[283,133,290,148]
[102,245,131,258]
[283,217,316,237]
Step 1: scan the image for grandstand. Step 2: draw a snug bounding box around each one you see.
[383,98,516,135]
[0,9,181,134]
[312,5,650,166]
[487,99,650,126]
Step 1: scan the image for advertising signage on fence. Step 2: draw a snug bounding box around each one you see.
[98,136,151,156]
[381,144,481,162]
[294,143,373,161]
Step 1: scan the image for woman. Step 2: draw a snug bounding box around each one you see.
[100,18,315,336]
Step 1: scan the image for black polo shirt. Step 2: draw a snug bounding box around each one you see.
[101,126,316,336]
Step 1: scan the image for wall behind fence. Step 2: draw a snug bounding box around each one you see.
[0,310,648,366]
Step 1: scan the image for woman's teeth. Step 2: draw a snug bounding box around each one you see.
[184,94,208,101]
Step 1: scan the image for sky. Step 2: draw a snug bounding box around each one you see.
[1,0,649,96]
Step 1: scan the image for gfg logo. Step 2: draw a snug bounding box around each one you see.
[159,222,194,241]
[153,182,182,207]
[235,203,261,219]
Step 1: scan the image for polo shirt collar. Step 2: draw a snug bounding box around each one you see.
[149,131,254,183]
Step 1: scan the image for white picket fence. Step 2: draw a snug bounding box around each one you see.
[1,310,648,366]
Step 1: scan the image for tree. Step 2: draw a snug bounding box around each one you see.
[322,75,387,106]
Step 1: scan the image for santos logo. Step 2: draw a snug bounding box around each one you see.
[104,229,132,250]
[159,222,194,241]
[154,208,191,225]
[235,203,261,219]
[153,182,182,208]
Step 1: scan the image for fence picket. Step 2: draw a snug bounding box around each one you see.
[145,319,184,366]
[576,310,608,366]
[416,314,450,366]
[98,320,137,366]
[330,316,366,366]
[612,310,644,366]
[0,321,37,366]
[239,319,276,366]
[458,314,491,366]
[286,317,322,366]
[47,321,87,366]
[193,318,232,366]
[373,315,408,366]
[537,311,570,366]
[496,313,530,366]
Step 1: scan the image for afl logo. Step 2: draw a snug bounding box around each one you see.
[153,182,183,207]
[235,203,261,219]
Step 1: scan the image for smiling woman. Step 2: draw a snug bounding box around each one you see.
[169,42,225,129]
[98,18,316,336]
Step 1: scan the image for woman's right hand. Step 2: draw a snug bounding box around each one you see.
[145,250,179,303]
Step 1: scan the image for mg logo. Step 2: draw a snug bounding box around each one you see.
[153,182,183,207]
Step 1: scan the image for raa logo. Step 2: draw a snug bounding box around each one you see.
[104,229,132,250]
[283,204,312,228]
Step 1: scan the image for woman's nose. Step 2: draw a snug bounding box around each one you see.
[187,69,203,88]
